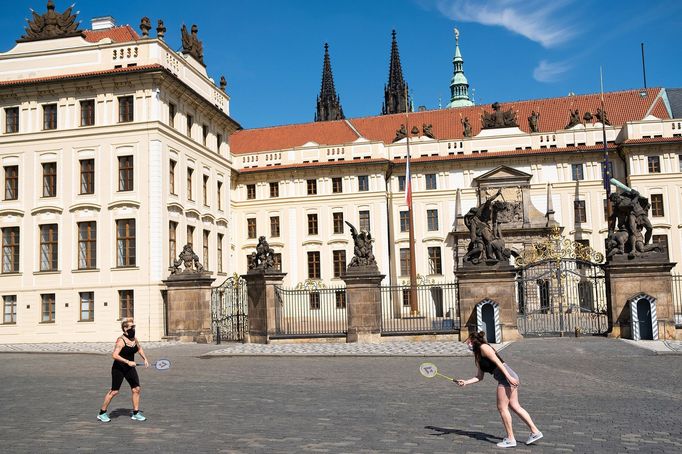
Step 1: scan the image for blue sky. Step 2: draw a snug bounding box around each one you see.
[1,1,680,129]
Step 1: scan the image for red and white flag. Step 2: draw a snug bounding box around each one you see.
[405,154,412,206]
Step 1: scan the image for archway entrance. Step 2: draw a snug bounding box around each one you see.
[636,299,654,340]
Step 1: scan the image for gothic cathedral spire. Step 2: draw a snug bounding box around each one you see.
[382,30,410,115]
[315,43,344,122]
[446,28,473,108]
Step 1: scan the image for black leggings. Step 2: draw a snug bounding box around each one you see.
[111,367,140,391]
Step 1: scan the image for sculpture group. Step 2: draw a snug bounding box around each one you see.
[170,244,204,274]
[607,181,661,259]
[463,189,512,265]
[346,221,377,269]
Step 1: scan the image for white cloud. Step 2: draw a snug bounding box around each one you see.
[532,59,571,83]
[435,0,577,48]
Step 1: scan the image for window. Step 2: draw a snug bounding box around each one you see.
[169,160,176,195]
[400,248,410,276]
[186,114,193,137]
[187,168,194,200]
[309,292,320,310]
[269,182,279,198]
[307,251,321,279]
[78,222,96,269]
[427,209,439,231]
[119,290,134,319]
[270,216,280,238]
[651,194,664,217]
[80,292,94,322]
[203,230,210,270]
[4,166,18,200]
[332,177,343,193]
[402,289,411,307]
[217,233,224,273]
[333,250,346,278]
[118,96,134,123]
[428,247,442,275]
[203,175,209,206]
[648,156,661,173]
[2,227,20,273]
[168,103,176,128]
[247,219,257,239]
[202,124,209,146]
[398,175,406,191]
[333,212,344,234]
[216,181,222,209]
[116,219,136,267]
[273,253,282,271]
[118,156,133,191]
[3,295,16,324]
[359,210,370,232]
[168,221,177,267]
[39,224,58,271]
[400,211,410,232]
[80,100,95,126]
[308,213,318,235]
[571,164,584,181]
[307,179,317,195]
[653,235,668,254]
[246,184,256,200]
[80,159,94,194]
[42,162,57,197]
[187,225,195,248]
[216,133,223,151]
[5,107,18,133]
[574,200,587,223]
[335,290,346,309]
[358,175,369,192]
[43,104,57,130]
[41,294,55,322]
[425,173,437,190]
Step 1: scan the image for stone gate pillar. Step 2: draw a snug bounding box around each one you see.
[242,270,286,344]
[605,260,678,340]
[456,264,522,342]
[163,245,215,343]
[342,268,385,343]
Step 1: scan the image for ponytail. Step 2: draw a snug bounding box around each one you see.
[467,330,488,361]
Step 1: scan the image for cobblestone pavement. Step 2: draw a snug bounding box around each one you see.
[0,341,181,354]
[664,340,682,352]
[1,337,681,453]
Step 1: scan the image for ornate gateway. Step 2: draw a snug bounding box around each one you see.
[211,273,248,342]
[515,227,608,336]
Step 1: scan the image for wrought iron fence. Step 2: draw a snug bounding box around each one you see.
[380,282,459,334]
[672,274,682,327]
[211,274,248,343]
[274,286,348,337]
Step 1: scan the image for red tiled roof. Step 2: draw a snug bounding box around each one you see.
[230,88,670,154]
[624,136,682,144]
[0,64,164,87]
[239,158,389,173]
[230,120,359,154]
[83,26,140,43]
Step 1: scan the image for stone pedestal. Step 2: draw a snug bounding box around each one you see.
[163,272,215,343]
[455,264,522,342]
[605,260,679,340]
[342,268,385,343]
[242,270,286,344]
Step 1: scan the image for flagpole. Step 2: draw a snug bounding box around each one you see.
[600,67,613,226]
[405,87,419,316]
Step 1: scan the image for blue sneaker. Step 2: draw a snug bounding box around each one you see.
[97,413,110,423]
[131,411,146,421]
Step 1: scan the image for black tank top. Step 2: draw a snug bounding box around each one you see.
[476,346,505,374]
[112,337,138,370]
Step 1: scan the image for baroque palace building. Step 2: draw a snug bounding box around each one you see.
[1,3,681,342]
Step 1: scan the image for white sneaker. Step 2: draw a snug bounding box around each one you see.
[526,431,543,445]
[496,438,517,448]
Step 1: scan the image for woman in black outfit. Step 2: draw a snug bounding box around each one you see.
[97,318,149,422]
[455,331,542,448]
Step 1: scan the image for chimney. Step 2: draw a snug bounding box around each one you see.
[91,16,116,30]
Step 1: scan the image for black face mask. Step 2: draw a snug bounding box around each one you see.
[125,328,135,339]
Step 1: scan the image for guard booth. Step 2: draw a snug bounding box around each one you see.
[629,293,658,340]
[476,299,502,343]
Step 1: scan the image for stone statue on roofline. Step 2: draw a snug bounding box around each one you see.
[528,110,540,133]
[461,116,472,137]
[423,123,435,139]
[140,17,151,37]
[565,109,581,129]
[481,102,518,129]
[393,124,407,142]
[18,1,83,42]
[181,24,204,65]
[595,107,610,125]
[156,20,166,40]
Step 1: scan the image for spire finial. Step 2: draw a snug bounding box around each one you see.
[454,27,459,45]
[446,25,473,108]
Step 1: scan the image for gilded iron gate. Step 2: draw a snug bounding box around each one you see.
[515,227,608,336]
[211,274,248,343]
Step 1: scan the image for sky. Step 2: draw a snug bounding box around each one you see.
[1,0,681,129]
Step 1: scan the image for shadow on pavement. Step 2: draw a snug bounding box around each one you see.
[109,408,132,419]
[425,425,502,443]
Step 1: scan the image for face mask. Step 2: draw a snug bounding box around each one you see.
[125,328,135,339]
[466,343,474,352]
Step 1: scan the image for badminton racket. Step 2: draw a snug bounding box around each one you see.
[419,362,454,381]
[135,358,172,371]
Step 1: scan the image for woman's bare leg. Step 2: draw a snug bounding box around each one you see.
[497,385,514,439]
[507,387,539,434]
[131,386,141,411]
[101,390,118,411]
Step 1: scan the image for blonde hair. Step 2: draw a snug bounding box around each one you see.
[121,318,134,331]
